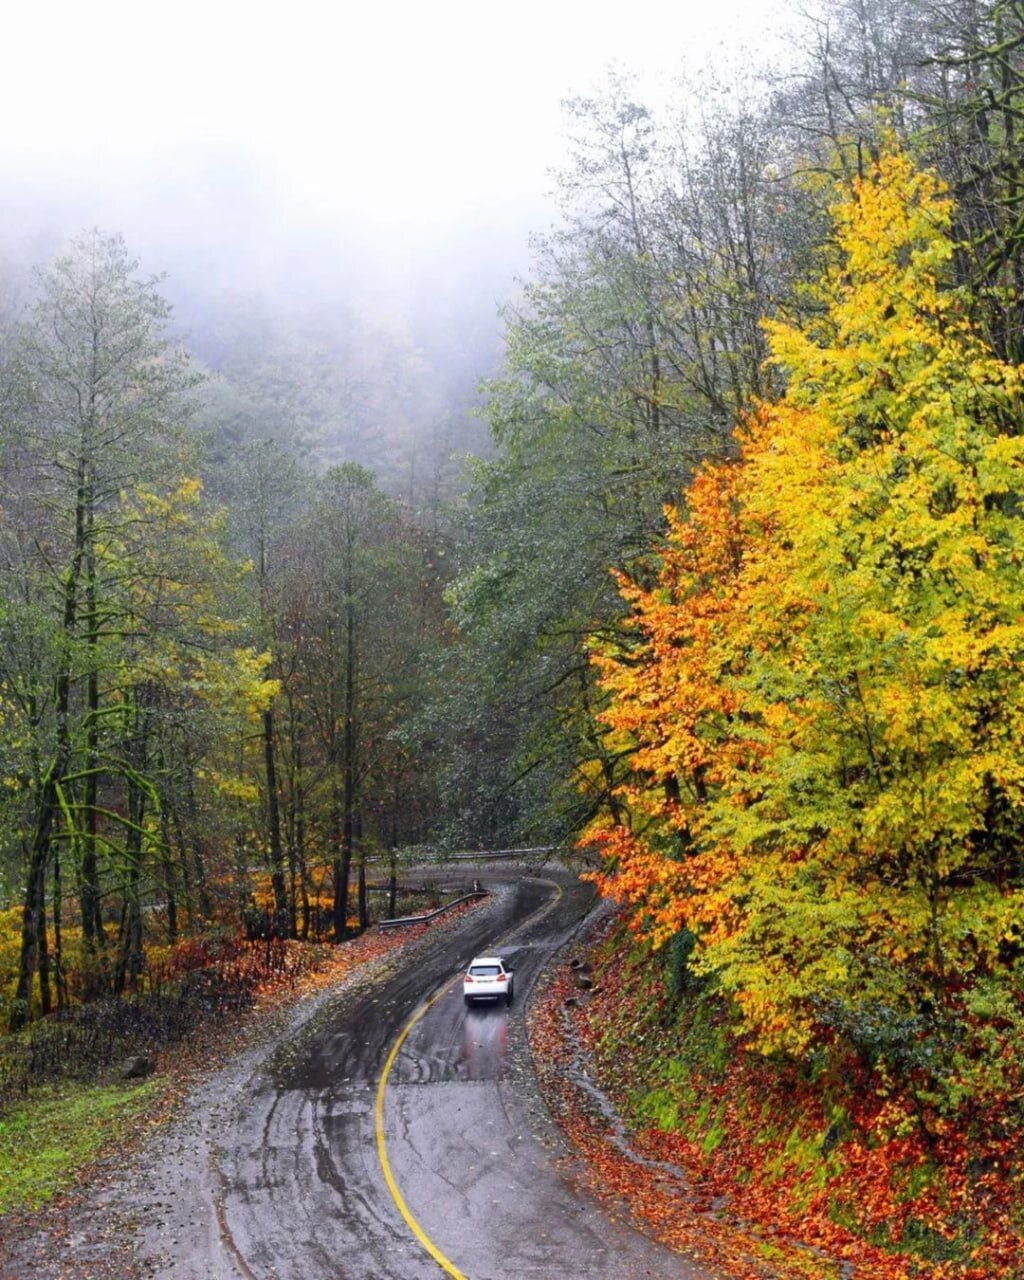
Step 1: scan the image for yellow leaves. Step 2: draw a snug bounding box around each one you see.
[834,150,952,287]
[203,769,261,804]
[587,142,1024,1058]
[191,648,278,721]
[132,474,204,524]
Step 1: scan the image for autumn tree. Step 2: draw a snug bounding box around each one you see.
[592,151,1024,1088]
[1,234,198,1022]
[231,440,304,926]
[0,234,276,1025]
[439,79,811,845]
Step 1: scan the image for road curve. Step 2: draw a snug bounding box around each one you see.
[141,868,707,1279]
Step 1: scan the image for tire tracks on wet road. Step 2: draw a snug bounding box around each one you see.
[142,866,708,1279]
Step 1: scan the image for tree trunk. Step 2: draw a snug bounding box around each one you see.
[296,748,310,940]
[192,840,211,920]
[36,859,52,1017]
[184,777,211,919]
[170,802,196,929]
[342,526,358,931]
[263,708,288,925]
[159,806,179,943]
[53,841,67,1009]
[115,776,146,996]
[331,786,351,941]
[388,787,399,917]
[81,527,103,949]
[9,783,55,1030]
[11,490,83,1028]
[357,837,368,930]
[286,700,309,940]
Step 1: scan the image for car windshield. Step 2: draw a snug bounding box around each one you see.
[470,965,501,976]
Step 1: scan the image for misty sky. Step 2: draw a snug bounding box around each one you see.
[0,0,802,489]
[0,0,799,431]
[5,1,793,252]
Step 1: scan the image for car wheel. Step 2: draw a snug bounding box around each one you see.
[464,994,473,1007]
[505,985,514,1006]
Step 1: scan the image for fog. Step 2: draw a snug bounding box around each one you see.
[1,0,794,499]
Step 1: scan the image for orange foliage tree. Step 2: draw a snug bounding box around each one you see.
[588,150,1024,1091]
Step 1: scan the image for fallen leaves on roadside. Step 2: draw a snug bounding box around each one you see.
[528,917,1024,1280]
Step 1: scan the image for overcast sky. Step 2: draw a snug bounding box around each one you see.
[7,3,795,218]
[0,0,798,346]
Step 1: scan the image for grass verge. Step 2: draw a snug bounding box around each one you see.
[0,1079,160,1215]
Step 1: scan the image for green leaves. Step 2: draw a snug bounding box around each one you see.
[592,150,1024,1095]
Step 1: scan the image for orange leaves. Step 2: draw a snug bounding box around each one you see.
[583,457,760,948]
[584,144,1024,1063]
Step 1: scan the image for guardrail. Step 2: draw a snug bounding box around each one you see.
[377,890,489,931]
[445,846,559,862]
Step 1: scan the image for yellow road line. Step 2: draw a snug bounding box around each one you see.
[375,983,468,1279]
[374,876,565,1279]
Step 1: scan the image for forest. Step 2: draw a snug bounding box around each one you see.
[4,0,1024,1272]
[0,231,457,1026]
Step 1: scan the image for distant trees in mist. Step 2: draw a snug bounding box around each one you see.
[0,232,452,1027]
[437,0,1024,844]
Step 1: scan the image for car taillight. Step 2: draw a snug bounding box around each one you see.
[497,973,507,982]
[464,975,473,982]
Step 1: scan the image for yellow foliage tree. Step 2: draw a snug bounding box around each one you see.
[590,151,1024,1063]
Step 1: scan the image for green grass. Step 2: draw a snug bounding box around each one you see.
[0,1078,160,1214]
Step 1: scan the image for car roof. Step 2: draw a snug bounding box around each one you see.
[468,956,504,966]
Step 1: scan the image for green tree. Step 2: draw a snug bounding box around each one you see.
[438,81,811,844]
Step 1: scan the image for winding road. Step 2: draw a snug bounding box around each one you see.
[130,866,704,1280]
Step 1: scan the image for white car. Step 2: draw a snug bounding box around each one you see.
[463,955,514,1006]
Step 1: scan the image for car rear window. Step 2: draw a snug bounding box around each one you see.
[470,965,501,976]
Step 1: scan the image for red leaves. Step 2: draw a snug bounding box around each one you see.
[529,922,1024,1280]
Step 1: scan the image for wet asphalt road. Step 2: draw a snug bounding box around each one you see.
[154,868,704,1280]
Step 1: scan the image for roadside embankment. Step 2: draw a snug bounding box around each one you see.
[529,914,1022,1280]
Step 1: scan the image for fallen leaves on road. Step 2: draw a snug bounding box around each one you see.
[0,896,488,1280]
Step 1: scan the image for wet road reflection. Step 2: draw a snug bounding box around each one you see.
[460,1005,510,1080]
[198,871,699,1280]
